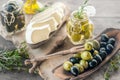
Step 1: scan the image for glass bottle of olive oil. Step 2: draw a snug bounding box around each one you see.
[23,0,41,14]
[66,10,94,45]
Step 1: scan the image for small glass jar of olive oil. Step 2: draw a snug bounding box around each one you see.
[66,10,94,45]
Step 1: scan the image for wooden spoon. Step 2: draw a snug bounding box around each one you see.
[53,28,120,80]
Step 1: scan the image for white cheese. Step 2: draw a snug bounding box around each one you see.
[27,17,58,32]
[30,2,65,23]
[25,2,66,44]
[31,10,63,23]
[26,24,51,44]
[32,17,58,32]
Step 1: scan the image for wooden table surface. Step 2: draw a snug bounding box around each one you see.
[0,0,120,80]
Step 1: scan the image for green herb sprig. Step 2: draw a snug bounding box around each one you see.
[0,42,29,71]
[78,0,89,18]
[104,52,120,80]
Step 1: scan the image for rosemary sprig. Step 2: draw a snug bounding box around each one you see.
[104,52,120,80]
[0,42,29,71]
[77,0,89,19]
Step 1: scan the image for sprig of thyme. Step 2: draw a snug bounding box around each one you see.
[104,52,120,80]
[0,42,29,71]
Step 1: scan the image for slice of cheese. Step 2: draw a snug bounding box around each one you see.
[31,9,63,24]
[26,25,51,44]
[31,2,65,22]
[32,17,58,32]
[27,17,58,32]
[30,2,65,23]
[25,2,66,44]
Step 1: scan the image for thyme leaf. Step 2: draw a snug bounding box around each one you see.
[0,42,29,71]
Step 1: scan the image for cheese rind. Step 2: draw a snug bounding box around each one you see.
[26,25,51,44]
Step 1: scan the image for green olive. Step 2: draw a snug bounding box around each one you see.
[63,61,73,71]
[81,23,89,31]
[84,42,93,51]
[79,60,88,69]
[74,64,84,73]
[71,33,81,42]
[74,52,81,58]
[93,50,99,56]
[92,40,100,50]
[81,51,93,61]
[84,31,92,39]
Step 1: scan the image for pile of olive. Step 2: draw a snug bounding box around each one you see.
[63,34,115,76]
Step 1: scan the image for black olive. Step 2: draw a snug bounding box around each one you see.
[69,57,80,64]
[101,34,109,42]
[106,44,114,54]
[99,51,107,60]
[6,5,15,12]
[100,42,107,48]
[108,38,115,46]
[88,59,98,68]
[90,48,95,55]
[70,66,80,76]
[99,47,106,53]
[94,54,102,63]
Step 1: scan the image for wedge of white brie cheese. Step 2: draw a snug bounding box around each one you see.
[26,2,66,44]
[26,25,51,44]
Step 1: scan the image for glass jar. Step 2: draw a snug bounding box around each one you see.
[0,0,25,34]
[66,11,94,45]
